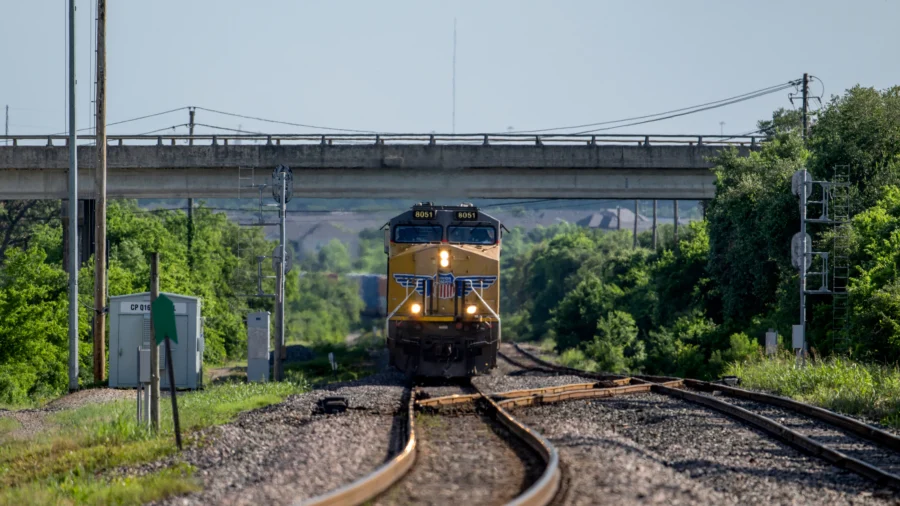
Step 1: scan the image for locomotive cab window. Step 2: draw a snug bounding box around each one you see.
[393,225,443,243]
[448,225,496,245]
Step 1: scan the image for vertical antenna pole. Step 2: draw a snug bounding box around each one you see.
[93,0,108,383]
[452,18,457,134]
[4,105,7,145]
[67,0,79,392]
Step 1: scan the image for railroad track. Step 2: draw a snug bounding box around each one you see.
[300,378,564,506]
[512,342,900,491]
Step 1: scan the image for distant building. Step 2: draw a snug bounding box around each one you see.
[578,208,649,230]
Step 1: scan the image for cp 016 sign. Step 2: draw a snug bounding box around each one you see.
[121,301,188,315]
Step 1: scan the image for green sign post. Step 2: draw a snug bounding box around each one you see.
[151,294,182,450]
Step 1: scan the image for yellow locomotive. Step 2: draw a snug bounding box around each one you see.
[384,203,501,377]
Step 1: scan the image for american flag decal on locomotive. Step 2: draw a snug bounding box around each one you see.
[394,273,496,299]
[437,273,455,299]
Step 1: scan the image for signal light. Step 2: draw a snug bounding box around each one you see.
[411,303,421,314]
[466,305,477,315]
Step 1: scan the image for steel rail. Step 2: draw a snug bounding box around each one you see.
[512,342,900,490]
[471,382,562,506]
[298,387,417,506]
[416,379,636,409]
[654,382,900,490]
[507,345,629,382]
[496,380,685,409]
[683,379,900,454]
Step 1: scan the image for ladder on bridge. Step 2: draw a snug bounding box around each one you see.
[831,165,852,354]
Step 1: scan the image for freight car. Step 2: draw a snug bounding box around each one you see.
[346,273,387,317]
[384,203,501,377]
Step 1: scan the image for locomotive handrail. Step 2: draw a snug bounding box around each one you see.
[384,279,425,339]
[465,279,501,323]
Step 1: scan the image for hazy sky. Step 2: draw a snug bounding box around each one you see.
[2,0,898,138]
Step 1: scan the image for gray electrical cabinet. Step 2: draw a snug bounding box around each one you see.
[247,312,270,382]
[108,292,203,389]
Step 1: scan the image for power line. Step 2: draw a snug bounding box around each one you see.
[573,84,797,135]
[51,106,189,135]
[194,106,382,134]
[506,80,800,134]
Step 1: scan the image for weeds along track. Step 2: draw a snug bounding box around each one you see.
[512,342,900,491]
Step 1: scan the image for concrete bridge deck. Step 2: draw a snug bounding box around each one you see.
[0,134,758,200]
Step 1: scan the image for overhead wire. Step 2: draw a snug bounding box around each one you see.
[51,106,189,135]
[506,80,800,134]
[573,83,797,135]
[194,106,383,134]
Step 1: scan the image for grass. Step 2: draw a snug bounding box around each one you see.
[0,417,19,435]
[283,341,378,386]
[727,352,900,427]
[0,380,307,505]
[0,464,200,506]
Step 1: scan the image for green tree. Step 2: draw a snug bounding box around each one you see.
[706,134,806,326]
[809,86,900,209]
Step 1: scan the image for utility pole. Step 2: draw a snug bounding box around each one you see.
[187,108,195,271]
[67,0,79,392]
[273,173,288,381]
[801,73,809,142]
[616,205,621,231]
[632,200,638,249]
[673,200,679,250]
[652,200,658,249]
[93,0,108,383]
[4,105,8,145]
[150,253,160,430]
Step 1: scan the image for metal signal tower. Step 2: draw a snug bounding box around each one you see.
[791,167,852,358]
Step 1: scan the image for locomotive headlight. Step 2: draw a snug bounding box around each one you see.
[411,303,422,314]
[439,250,450,268]
[466,305,477,315]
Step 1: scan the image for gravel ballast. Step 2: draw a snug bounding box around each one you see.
[374,410,544,506]
[518,393,898,505]
[155,370,408,506]
[702,391,900,477]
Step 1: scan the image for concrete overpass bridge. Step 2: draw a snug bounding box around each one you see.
[0,133,760,201]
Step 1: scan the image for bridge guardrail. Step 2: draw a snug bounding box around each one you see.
[0,133,761,148]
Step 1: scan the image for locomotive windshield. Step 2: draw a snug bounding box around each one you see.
[448,225,496,245]
[394,225,443,243]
